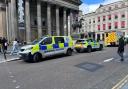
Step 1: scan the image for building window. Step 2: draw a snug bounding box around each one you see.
[93,18,95,23]
[93,20,95,23]
[103,8,106,12]
[115,15,118,19]
[115,5,118,8]
[106,33,108,37]
[114,22,118,29]
[42,18,46,26]
[121,3,125,7]
[122,14,125,18]
[89,19,91,24]
[121,21,125,28]
[103,24,106,30]
[103,16,106,21]
[108,23,111,29]
[98,25,100,30]
[109,7,111,10]
[34,19,37,25]
[108,15,111,20]
[98,17,100,22]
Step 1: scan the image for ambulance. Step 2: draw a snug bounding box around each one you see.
[104,31,124,46]
[19,36,73,62]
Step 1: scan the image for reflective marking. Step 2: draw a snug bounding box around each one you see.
[16,85,20,89]
[112,75,128,89]
[103,58,114,63]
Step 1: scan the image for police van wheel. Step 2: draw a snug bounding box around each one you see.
[33,53,42,62]
[66,49,72,56]
[87,46,92,53]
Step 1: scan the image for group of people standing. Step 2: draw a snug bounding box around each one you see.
[0,37,19,55]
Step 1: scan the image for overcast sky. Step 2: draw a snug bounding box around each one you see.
[79,0,123,14]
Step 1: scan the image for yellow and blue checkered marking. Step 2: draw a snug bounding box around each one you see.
[40,45,47,50]
[39,43,70,51]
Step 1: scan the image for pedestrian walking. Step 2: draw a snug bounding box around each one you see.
[2,37,8,53]
[117,35,125,62]
[10,38,19,55]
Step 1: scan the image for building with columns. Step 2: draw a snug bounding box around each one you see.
[81,0,128,40]
[0,0,81,42]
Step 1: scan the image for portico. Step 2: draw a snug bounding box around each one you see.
[2,0,81,42]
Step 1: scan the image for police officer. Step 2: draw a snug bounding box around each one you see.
[117,35,125,62]
[0,37,2,52]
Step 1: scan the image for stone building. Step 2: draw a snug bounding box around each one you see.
[0,1,6,38]
[81,0,128,40]
[0,0,81,42]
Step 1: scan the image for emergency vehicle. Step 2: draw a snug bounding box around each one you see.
[19,36,73,62]
[104,31,124,46]
[74,39,103,53]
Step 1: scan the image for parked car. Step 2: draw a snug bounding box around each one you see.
[74,39,103,53]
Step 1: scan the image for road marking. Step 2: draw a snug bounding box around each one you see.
[103,58,114,63]
[112,74,128,89]
[15,85,20,89]
[0,58,19,64]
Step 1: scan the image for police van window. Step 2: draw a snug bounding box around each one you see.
[40,37,52,45]
[54,37,64,44]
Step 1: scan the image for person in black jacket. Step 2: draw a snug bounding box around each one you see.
[117,35,125,62]
[2,37,8,53]
[0,37,2,52]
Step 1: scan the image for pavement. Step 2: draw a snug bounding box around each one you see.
[0,46,128,89]
[0,46,20,63]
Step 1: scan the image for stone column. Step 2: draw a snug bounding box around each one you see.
[47,4,51,35]
[104,32,106,41]
[25,0,31,42]
[11,0,17,40]
[6,3,8,40]
[7,2,12,42]
[68,15,70,36]
[63,8,67,36]
[100,33,103,40]
[95,33,97,41]
[37,0,42,38]
[70,10,73,35]
[56,6,60,36]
